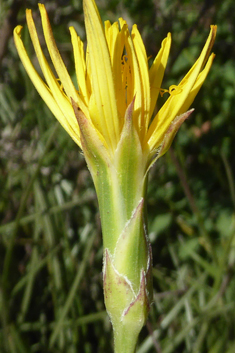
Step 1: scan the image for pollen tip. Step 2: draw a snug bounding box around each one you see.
[69,26,75,33]
[211,24,217,31]
[38,3,46,13]
[14,25,23,35]
[210,25,217,40]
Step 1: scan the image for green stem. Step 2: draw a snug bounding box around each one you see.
[113,325,138,353]
[75,100,153,352]
[92,144,152,353]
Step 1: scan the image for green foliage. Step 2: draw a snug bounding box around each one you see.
[1,0,235,352]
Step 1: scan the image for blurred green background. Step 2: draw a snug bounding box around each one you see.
[1,0,235,352]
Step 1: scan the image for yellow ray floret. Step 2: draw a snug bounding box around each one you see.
[146,25,216,151]
[14,0,216,160]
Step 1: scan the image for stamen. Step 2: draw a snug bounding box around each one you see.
[169,85,183,96]
[159,88,169,97]
[153,85,183,98]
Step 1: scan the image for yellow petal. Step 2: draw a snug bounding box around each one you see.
[38,4,88,116]
[13,25,81,147]
[83,0,119,152]
[177,53,215,116]
[119,19,142,135]
[131,24,151,136]
[69,27,89,105]
[149,33,171,119]
[85,44,92,98]
[104,20,113,55]
[147,25,217,151]
[105,20,126,121]
[25,10,81,145]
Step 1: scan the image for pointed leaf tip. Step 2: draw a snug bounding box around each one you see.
[71,97,86,129]
[113,198,148,292]
[71,98,111,172]
[125,95,136,123]
[147,109,194,172]
[122,270,150,326]
[158,108,194,159]
[103,248,135,321]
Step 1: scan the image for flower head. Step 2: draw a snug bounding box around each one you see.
[14,4,217,350]
[14,0,216,164]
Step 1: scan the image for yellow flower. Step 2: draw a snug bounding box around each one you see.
[14,0,216,162]
[14,3,217,350]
